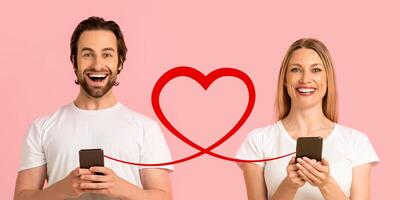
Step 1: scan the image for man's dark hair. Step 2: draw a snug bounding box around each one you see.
[70,16,128,73]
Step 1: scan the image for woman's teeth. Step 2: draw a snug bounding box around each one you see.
[296,88,316,94]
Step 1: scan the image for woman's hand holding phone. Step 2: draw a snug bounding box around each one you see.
[296,157,331,188]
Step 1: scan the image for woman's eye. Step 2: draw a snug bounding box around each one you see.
[312,68,322,73]
[290,68,301,72]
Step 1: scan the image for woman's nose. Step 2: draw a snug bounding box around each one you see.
[300,71,312,84]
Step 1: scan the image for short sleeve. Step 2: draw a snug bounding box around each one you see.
[351,131,379,167]
[18,119,47,171]
[235,128,266,167]
[139,121,174,171]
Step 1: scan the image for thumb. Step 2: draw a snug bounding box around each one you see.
[321,158,329,166]
[289,156,296,164]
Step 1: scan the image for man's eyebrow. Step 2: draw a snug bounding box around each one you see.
[80,47,94,52]
[80,47,115,52]
[102,47,115,52]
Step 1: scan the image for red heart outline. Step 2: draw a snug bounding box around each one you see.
[151,66,256,163]
[104,66,295,166]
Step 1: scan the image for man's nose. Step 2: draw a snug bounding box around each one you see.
[92,56,104,70]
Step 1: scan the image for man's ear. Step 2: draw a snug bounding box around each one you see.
[72,58,77,72]
[117,65,123,74]
[73,65,77,74]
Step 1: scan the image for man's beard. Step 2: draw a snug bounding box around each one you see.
[77,68,117,98]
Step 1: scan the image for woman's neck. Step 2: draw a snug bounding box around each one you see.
[282,104,334,138]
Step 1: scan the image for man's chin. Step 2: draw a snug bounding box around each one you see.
[83,87,112,98]
[79,79,115,98]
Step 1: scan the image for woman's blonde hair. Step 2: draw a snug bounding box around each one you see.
[275,38,338,122]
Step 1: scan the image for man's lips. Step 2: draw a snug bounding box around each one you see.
[86,73,109,82]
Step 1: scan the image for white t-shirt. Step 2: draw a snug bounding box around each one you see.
[19,102,174,200]
[236,121,379,200]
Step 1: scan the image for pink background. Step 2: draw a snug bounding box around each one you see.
[1,0,398,199]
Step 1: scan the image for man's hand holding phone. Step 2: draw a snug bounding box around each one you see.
[77,148,136,199]
[46,167,93,199]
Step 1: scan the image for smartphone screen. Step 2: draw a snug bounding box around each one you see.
[79,148,104,169]
[296,137,323,162]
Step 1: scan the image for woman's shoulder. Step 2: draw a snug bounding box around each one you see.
[333,123,372,144]
[246,122,283,140]
[333,123,379,166]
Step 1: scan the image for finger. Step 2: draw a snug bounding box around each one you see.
[296,163,320,184]
[79,168,93,176]
[81,174,110,182]
[80,182,111,189]
[305,157,330,174]
[297,170,313,183]
[287,163,299,171]
[297,158,321,176]
[321,158,329,167]
[72,168,81,177]
[84,189,108,195]
[90,167,111,175]
[80,179,92,184]
[302,157,325,172]
[289,156,296,164]
[293,177,305,185]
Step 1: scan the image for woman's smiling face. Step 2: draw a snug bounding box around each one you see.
[285,48,327,109]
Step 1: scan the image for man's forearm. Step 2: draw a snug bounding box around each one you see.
[14,181,69,200]
[120,182,171,200]
[123,189,171,200]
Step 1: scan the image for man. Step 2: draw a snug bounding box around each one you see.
[14,16,173,200]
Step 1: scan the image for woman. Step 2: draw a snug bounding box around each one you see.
[236,38,379,200]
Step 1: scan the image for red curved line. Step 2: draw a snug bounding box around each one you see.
[104,152,295,166]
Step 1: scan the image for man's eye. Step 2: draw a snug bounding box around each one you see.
[103,53,113,58]
[83,53,93,57]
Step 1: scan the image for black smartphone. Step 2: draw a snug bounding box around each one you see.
[296,137,323,162]
[79,149,104,175]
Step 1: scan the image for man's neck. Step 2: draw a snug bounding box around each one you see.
[74,90,118,110]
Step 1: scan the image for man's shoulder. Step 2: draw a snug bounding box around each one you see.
[30,104,72,130]
[117,103,159,127]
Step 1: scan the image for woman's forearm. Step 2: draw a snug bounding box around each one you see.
[318,176,349,200]
[269,177,299,200]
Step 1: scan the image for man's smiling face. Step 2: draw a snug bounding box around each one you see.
[75,30,120,98]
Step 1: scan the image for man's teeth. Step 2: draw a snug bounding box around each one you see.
[88,74,107,78]
[297,88,316,93]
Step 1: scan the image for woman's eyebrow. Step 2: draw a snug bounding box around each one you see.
[311,63,323,67]
[288,63,302,67]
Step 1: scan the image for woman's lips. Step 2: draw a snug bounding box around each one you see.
[296,87,316,96]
